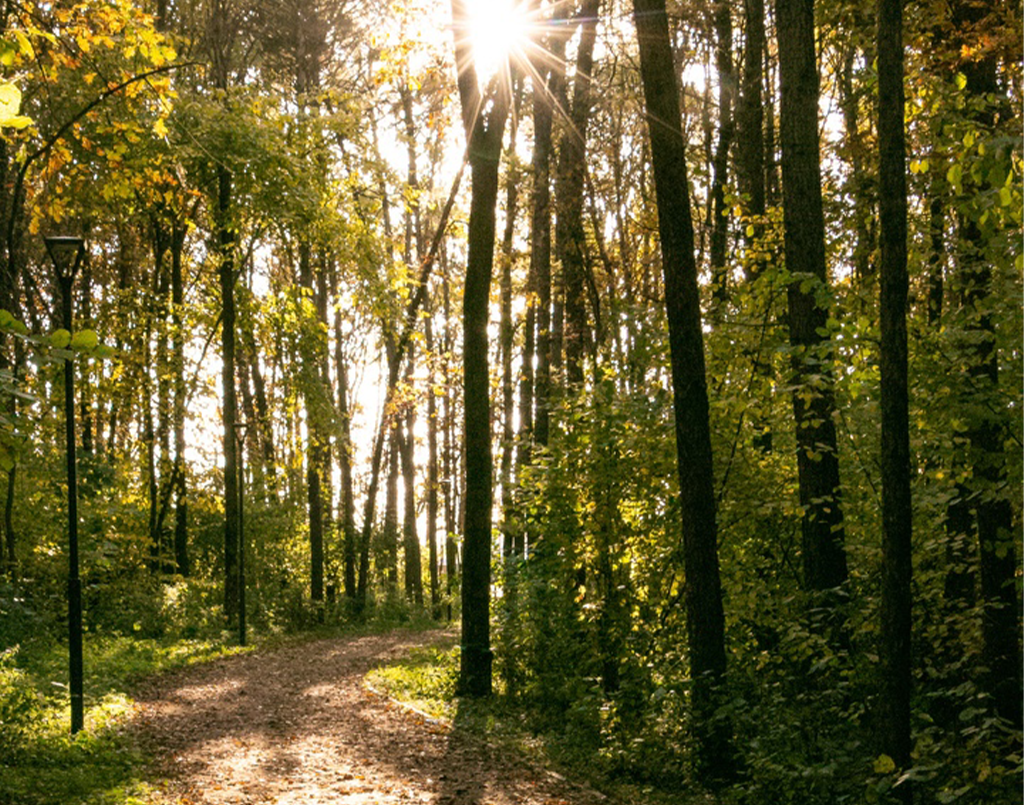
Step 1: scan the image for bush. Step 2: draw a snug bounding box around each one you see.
[0,647,39,762]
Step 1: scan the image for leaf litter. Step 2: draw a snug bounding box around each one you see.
[125,630,612,805]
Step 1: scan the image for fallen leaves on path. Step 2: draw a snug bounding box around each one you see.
[125,630,611,805]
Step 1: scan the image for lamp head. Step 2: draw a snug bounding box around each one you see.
[44,235,86,280]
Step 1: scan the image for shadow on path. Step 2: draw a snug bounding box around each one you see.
[127,629,609,805]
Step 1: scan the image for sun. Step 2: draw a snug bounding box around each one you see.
[462,0,534,84]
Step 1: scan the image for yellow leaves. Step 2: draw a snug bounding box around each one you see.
[0,83,32,129]
[873,754,896,774]
[153,117,169,138]
[13,30,34,60]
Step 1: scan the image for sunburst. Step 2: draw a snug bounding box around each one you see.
[462,0,535,85]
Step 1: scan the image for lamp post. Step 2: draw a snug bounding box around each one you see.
[234,421,248,647]
[45,234,86,735]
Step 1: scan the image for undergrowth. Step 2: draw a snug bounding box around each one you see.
[364,638,708,805]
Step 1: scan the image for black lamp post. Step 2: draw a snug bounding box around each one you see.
[234,421,248,647]
[45,234,86,735]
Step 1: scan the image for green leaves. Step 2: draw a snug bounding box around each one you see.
[0,309,27,336]
[70,329,99,351]
[50,328,71,349]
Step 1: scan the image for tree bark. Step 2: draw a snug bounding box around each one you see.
[500,124,519,559]
[775,0,848,596]
[425,297,441,616]
[556,0,600,386]
[708,0,736,308]
[531,29,555,449]
[738,0,765,274]
[401,350,423,606]
[218,163,240,624]
[450,0,510,697]
[171,223,189,577]
[876,0,912,794]
[633,0,736,785]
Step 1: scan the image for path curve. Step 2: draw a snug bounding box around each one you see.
[128,629,610,805]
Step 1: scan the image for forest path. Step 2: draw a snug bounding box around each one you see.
[128,628,610,805]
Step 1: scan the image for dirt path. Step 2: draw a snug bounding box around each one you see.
[128,629,611,805]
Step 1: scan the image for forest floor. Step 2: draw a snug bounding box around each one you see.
[126,628,615,805]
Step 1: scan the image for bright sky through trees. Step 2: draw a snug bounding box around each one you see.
[460,0,533,85]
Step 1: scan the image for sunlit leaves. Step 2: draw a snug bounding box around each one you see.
[0,83,32,128]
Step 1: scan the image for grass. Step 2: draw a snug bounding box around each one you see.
[0,631,252,805]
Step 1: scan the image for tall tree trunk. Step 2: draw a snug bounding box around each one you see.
[633,0,736,784]
[876,0,912,793]
[401,351,423,606]
[838,45,875,297]
[556,0,600,386]
[384,413,400,594]
[442,260,459,616]
[708,0,736,309]
[425,297,441,616]
[334,272,357,601]
[775,0,848,597]
[450,0,510,697]
[531,62,554,449]
[144,304,159,573]
[738,0,765,273]
[926,170,945,326]
[299,243,325,615]
[500,124,519,559]
[218,163,240,624]
[764,39,780,207]
[171,223,189,577]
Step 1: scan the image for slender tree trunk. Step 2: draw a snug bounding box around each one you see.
[144,306,160,573]
[299,243,325,615]
[709,0,736,309]
[633,0,736,784]
[425,298,441,616]
[926,171,945,325]
[739,0,765,272]
[384,416,400,594]
[500,125,519,559]
[775,0,848,597]
[442,260,459,616]
[764,39,780,207]
[401,351,423,606]
[532,64,554,449]
[556,0,600,386]
[171,223,189,576]
[334,274,357,601]
[218,163,240,624]
[876,0,912,794]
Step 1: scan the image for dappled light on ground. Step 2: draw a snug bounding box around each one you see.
[127,630,609,805]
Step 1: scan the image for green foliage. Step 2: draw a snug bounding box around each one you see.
[0,627,249,805]
[0,647,37,758]
[365,643,459,719]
